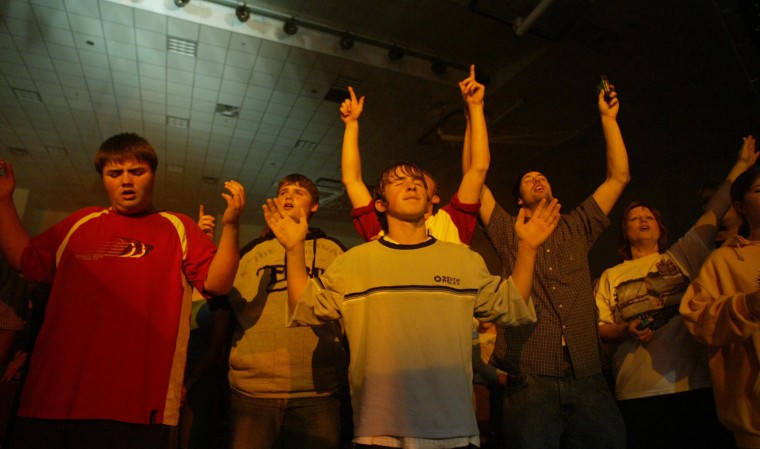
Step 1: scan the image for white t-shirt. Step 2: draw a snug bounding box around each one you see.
[596,228,713,400]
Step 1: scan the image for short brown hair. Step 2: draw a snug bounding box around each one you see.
[278,173,320,204]
[372,162,429,233]
[94,133,158,176]
[512,168,538,205]
[373,162,428,202]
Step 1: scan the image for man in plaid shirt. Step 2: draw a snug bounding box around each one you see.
[477,86,630,449]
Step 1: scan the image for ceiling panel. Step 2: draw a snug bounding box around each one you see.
[0,0,759,266]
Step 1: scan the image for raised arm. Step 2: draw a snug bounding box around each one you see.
[0,160,31,270]
[511,198,560,299]
[340,86,372,208]
[459,76,497,226]
[477,183,498,226]
[693,135,759,245]
[458,64,490,205]
[263,197,310,310]
[203,181,245,296]
[592,87,630,215]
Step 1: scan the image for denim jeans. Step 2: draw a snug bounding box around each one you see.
[229,390,341,449]
[501,373,626,449]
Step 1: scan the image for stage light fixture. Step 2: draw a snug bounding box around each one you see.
[174,0,189,6]
[235,4,251,22]
[388,45,404,61]
[340,32,356,50]
[431,59,447,75]
[283,17,299,35]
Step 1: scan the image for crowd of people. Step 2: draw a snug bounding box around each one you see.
[0,63,757,449]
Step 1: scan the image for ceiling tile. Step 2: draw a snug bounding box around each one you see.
[63,0,100,18]
[269,91,297,108]
[106,40,137,59]
[67,14,104,37]
[258,40,289,61]
[36,81,64,96]
[186,62,214,81]
[219,79,247,97]
[229,33,261,54]
[140,77,165,93]
[134,9,166,33]
[199,25,231,47]
[250,70,278,88]
[3,0,34,20]
[167,53,195,71]
[0,47,22,65]
[1,63,30,80]
[246,86,272,101]
[92,103,118,115]
[194,73,221,91]
[167,82,191,98]
[196,42,226,63]
[99,2,134,26]
[192,86,217,102]
[109,57,139,75]
[225,49,255,70]
[253,56,283,75]
[5,17,42,40]
[167,93,191,109]
[47,43,78,60]
[222,66,252,84]
[136,31,167,53]
[72,33,105,53]
[138,63,167,80]
[168,16,200,41]
[137,47,167,67]
[102,22,135,44]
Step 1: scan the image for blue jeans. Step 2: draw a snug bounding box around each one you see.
[501,373,625,449]
[229,391,341,449]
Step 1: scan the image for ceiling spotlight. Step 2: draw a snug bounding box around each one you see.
[235,4,251,23]
[174,0,189,6]
[388,45,404,61]
[431,59,447,75]
[339,32,355,50]
[283,17,299,35]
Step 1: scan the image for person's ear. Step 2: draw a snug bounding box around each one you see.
[431,194,441,205]
[310,202,319,214]
[517,197,524,206]
[375,199,388,213]
[733,200,746,218]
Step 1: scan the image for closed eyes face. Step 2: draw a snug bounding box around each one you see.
[518,171,553,206]
[391,177,426,190]
[377,174,430,219]
[102,159,155,215]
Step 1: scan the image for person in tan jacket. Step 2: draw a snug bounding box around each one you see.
[681,165,760,449]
